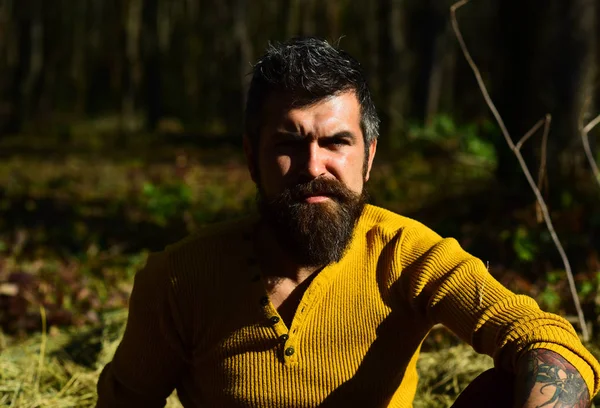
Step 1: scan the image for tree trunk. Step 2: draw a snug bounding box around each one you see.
[424,1,455,125]
[71,0,88,115]
[326,0,341,41]
[233,0,252,112]
[5,0,39,134]
[183,0,200,117]
[378,0,408,150]
[122,0,142,133]
[300,0,316,35]
[549,0,596,182]
[492,0,597,202]
[491,0,542,200]
[364,0,380,97]
[142,0,161,131]
[0,0,14,135]
[283,0,301,38]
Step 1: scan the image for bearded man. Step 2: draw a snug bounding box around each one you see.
[97,37,599,408]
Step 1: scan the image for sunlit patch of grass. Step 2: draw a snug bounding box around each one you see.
[0,312,489,408]
[2,309,600,407]
[415,344,493,407]
[0,318,509,408]
[0,309,183,408]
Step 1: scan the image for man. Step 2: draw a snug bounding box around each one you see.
[97,37,599,407]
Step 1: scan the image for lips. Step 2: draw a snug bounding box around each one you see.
[296,191,337,202]
[301,192,331,199]
[303,195,331,203]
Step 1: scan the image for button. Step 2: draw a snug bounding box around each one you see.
[279,334,289,342]
[284,347,295,356]
[260,296,269,306]
[269,316,280,325]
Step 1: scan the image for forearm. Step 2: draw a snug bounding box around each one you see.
[514,348,590,408]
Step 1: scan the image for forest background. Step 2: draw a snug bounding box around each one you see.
[1,0,600,406]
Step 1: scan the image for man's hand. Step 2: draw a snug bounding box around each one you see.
[515,349,590,408]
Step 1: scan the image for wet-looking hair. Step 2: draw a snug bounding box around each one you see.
[244,37,379,153]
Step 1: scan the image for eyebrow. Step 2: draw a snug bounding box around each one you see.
[274,130,357,142]
[326,131,357,142]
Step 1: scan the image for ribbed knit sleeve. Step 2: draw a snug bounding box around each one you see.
[96,252,189,408]
[397,224,600,397]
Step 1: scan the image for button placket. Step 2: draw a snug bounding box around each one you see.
[287,277,323,336]
[261,301,286,334]
[243,224,305,365]
[281,337,297,363]
[257,293,296,362]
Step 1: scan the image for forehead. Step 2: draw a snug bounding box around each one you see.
[261,91,362,135]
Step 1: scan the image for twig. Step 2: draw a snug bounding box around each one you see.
[451,0,590,341]
[537,115,550,191]
[581,113,600,189]
[516,117,545,152]
[583,113,600,134]
[536,115,551,223]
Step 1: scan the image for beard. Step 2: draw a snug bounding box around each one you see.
[257,177,367,267]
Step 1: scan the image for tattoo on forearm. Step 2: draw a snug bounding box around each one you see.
[515,349,589,408]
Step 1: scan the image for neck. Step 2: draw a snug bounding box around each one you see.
[254,221,322,284]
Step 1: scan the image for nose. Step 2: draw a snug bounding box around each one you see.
[300,141,326,179]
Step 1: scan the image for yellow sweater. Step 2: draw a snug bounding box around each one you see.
[97,205,600,407]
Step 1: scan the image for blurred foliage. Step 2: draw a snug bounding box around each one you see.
[407,114,497,169]
[142,181,192,226]
[1,0,599,403]
[1,116,599,336]
[0,115,599,404]
[511,226,538,263]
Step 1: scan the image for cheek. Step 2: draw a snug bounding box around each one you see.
[258,147,288,175]
[275,155,292,174]
[332,154,365,191]
[258,154,291,195]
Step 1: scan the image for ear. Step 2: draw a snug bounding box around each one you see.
[243,134,258,184]
[364,139,377,182]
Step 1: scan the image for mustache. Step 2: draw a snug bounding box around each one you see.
[286,178,356,203]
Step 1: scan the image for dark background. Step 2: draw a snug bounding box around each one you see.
[1,0,599,336]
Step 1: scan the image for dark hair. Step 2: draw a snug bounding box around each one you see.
[244,37,379,150]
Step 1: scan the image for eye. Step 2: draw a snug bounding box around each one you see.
[324,138,350,148]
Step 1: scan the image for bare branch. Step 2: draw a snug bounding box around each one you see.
[581,114,600,188]
[583,113,600,134]
[451,0,589,341]
[538,114,551,191]
[536,115,551,223]
[516,117,545,152]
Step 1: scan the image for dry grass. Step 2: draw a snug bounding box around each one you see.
[415,344,493,407]
[1,324,107,407]
[3,320,600,407]
[0,309,185,408]
[1,310,500,408]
